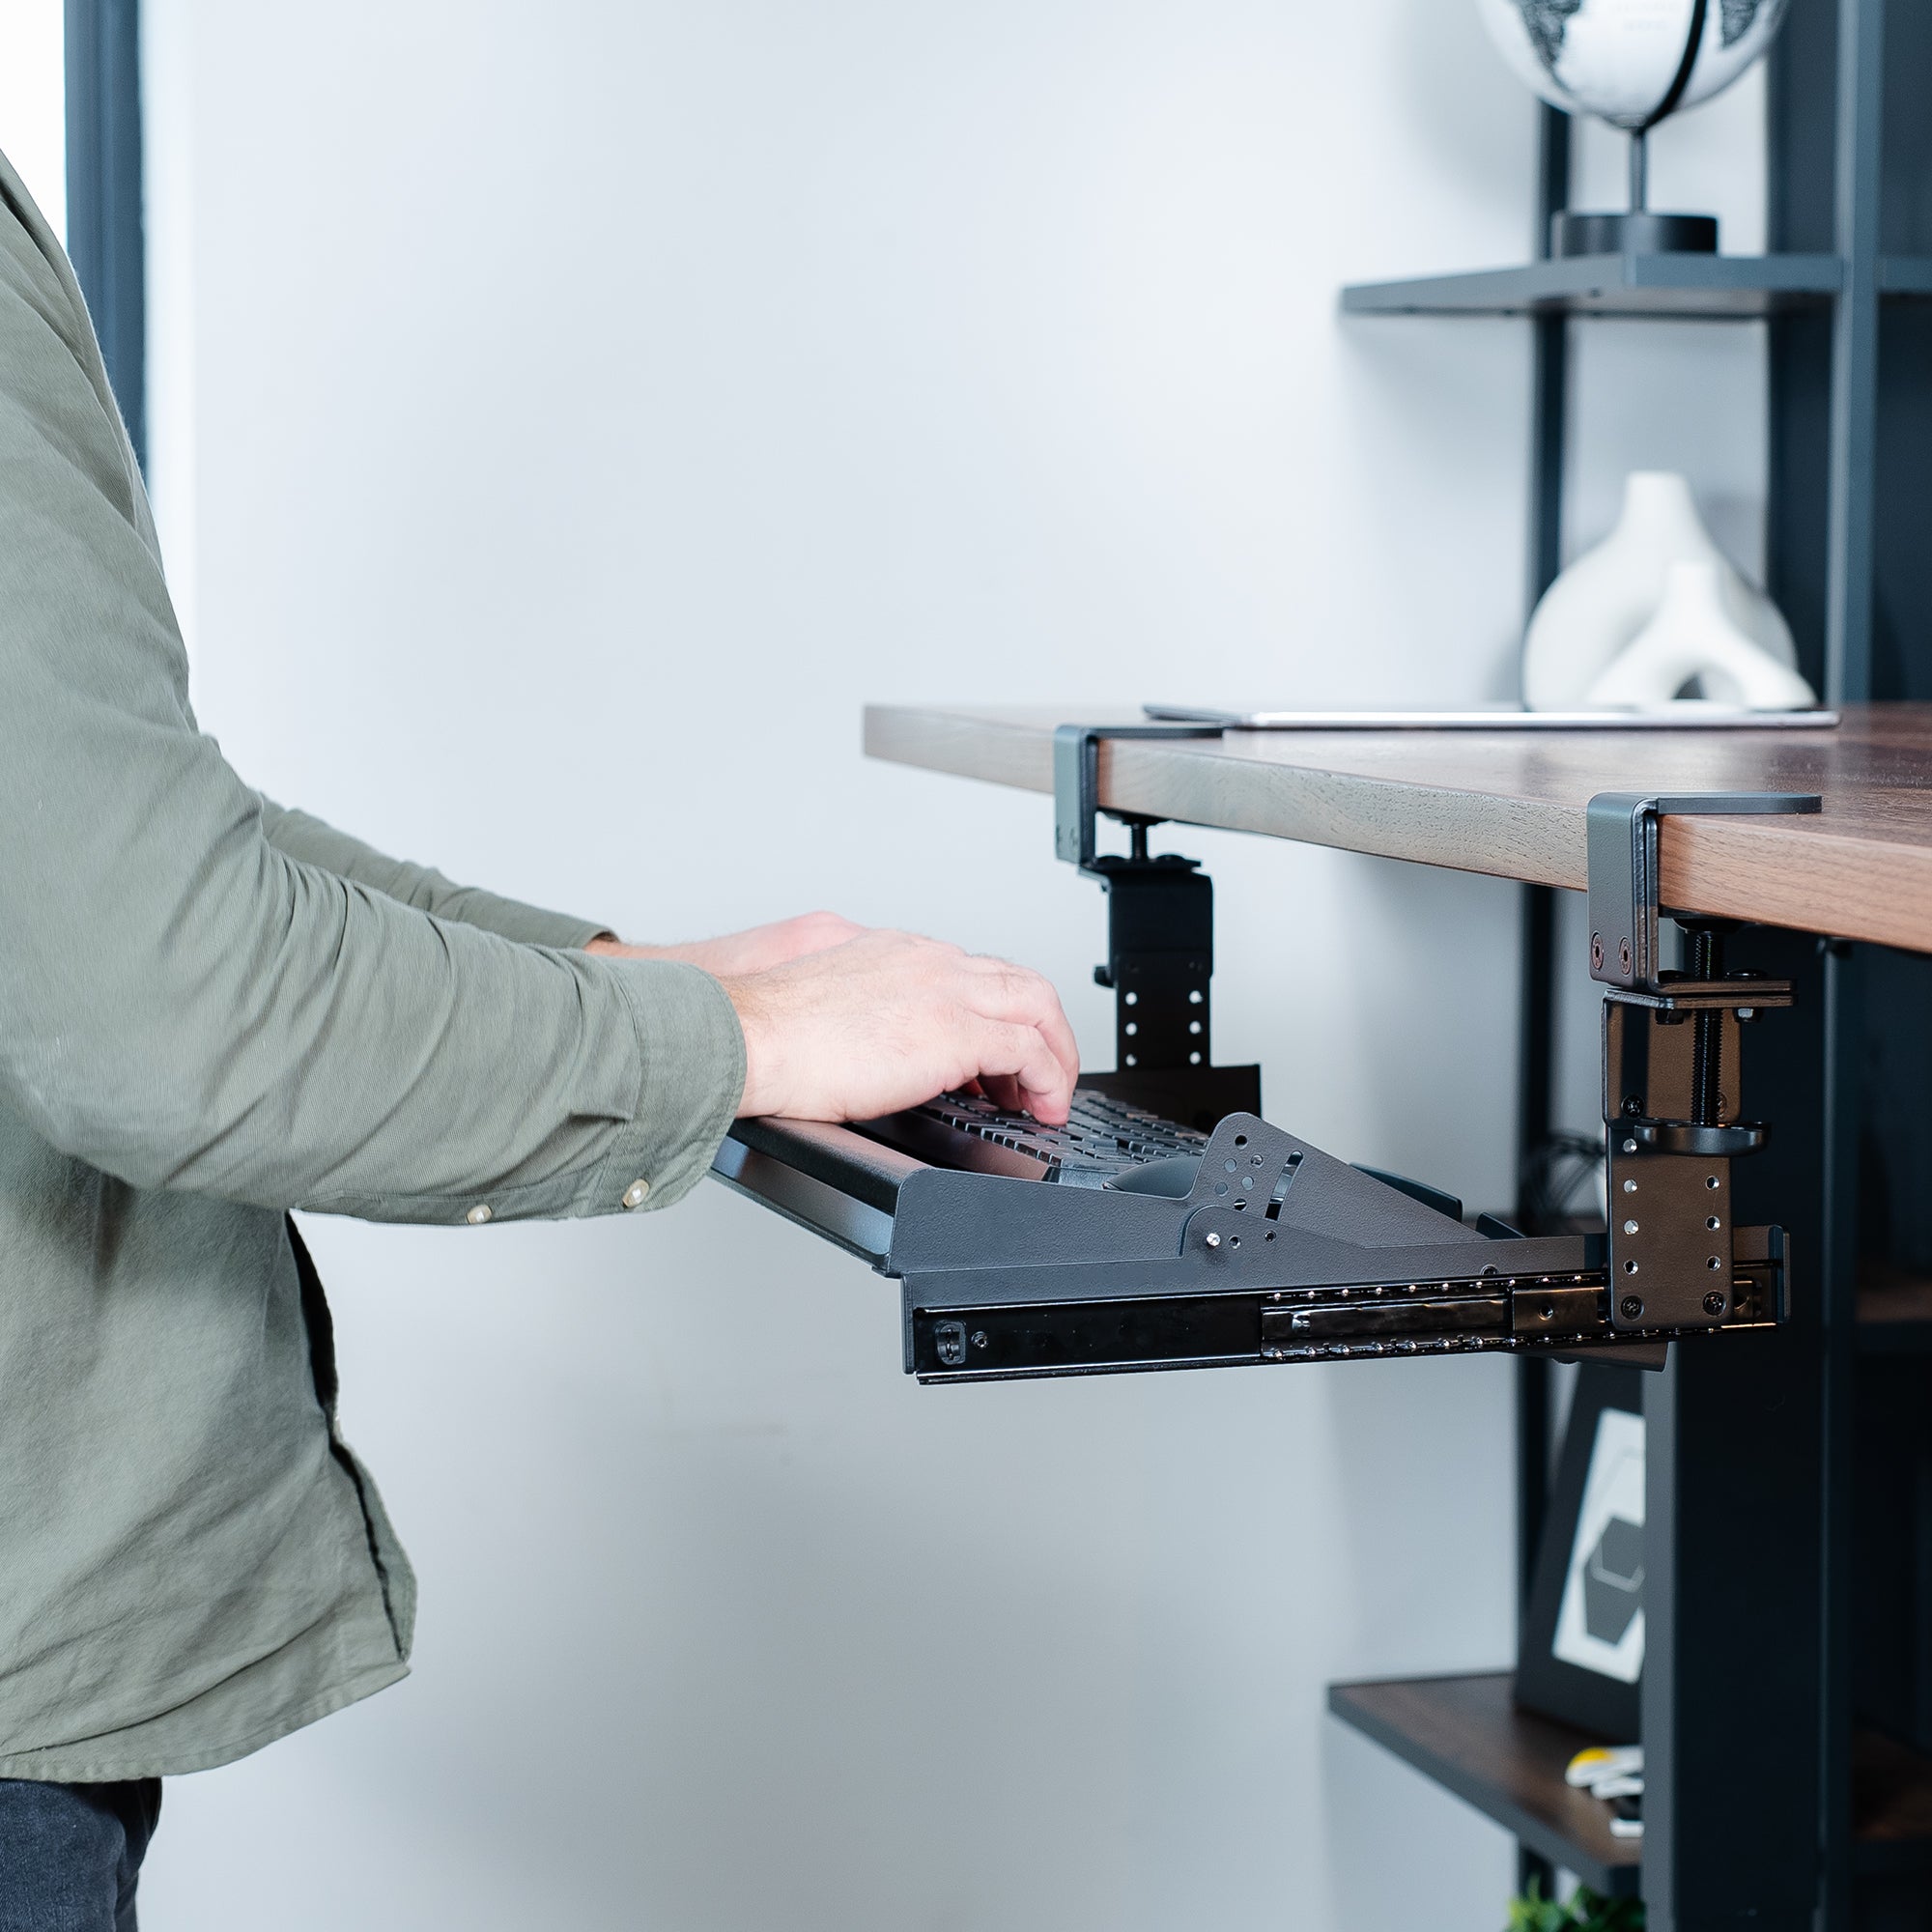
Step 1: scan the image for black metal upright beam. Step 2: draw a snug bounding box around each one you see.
[1824,0,1884,707]
[1819,5,1885,1925]
[63,0,145,470]
[1513,99,1570,1911]
[1641,931,1828,1929]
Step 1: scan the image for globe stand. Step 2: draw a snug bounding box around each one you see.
[1550,126,1719,258]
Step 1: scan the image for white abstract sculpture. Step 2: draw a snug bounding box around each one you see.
[1522,471,1805,710]
[1587,560,1818,710]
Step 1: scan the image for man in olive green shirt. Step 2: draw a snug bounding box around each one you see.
[0,146,1078,1929]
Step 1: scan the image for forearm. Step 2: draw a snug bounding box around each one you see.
[257,799,611,951]
[5,771,745,1220]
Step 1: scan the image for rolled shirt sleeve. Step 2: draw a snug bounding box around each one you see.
[0,163,744,1226]
[255,798,613,952]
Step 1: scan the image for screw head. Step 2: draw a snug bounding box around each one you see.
[1619,938,1633,973]
[1703,1292,1726,1316]
[1591,933,1605,971]
[1205,1231,1221,1249]
[1620,1295,1644,1321]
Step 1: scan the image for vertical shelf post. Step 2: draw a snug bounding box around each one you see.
[1514,98,1569,1909]
[1824,0,1884,707]
[1820,3,1885,1923]
[62,0,146,472]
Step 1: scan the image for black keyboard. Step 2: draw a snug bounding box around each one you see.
[860,1087,1209,1187]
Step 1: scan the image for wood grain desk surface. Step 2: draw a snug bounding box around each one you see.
[864,702,1932,955]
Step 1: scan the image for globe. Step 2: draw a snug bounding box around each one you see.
[1476,0,1792,133]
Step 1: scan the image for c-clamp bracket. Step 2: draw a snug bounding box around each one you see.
[1586,789,1819,1333]
[1053,723,1225,1076]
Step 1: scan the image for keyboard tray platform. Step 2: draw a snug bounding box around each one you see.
[712,1104,1784,1383]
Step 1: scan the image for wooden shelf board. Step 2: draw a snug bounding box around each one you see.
[1327,1674,1932,1888]
[1326,1672,1639,1896]
[864,703,1932,957]
[1341,253,1841,319]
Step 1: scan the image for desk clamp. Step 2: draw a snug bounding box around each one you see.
[1054,723,1224,1076]
[1586,790,1820,1333]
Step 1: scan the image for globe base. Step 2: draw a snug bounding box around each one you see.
[1552,211,1720,257]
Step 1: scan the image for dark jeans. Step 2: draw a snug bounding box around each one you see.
[0,1780,160,1932]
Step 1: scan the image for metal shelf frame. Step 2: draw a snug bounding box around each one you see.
[63,0,145,471]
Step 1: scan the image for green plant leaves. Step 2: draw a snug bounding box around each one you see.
[1505,1880,1645,1932]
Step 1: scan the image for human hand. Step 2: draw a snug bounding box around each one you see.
[722,929,1079,1126]
[587,911,866,978]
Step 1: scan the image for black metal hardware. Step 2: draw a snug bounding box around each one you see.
[1054,724,1228,1078]
[1052,723,1222,870]
[1585,790,1820,993]
[1586,791,1818,1334]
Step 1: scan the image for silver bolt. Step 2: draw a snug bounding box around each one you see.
[1622,1179,1636,1194]
[1623,1219,1639,1236]
[1622,1139,1638,1154]
[1205,1232,1222,1249]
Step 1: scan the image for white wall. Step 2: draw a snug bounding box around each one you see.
[0,0,66,234]
[126,5,1764,1928]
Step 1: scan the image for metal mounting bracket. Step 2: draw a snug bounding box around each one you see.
[1586,789,1820,992]
[1585,788,1819,1336]
[1053,723,1223,872]
[1053,723,1227,1079]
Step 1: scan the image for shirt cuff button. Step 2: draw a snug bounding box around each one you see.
[466,1204,493,1225]
[621,1179,650,1209]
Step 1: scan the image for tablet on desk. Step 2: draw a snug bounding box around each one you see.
[1144,702,1841,730]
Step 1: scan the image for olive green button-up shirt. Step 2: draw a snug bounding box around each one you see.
[0,150,746,1780]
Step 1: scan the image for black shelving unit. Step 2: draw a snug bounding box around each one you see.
[1327,4,1932,1926]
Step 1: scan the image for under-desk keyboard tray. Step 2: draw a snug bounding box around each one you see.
[711,1090,1784,1384]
